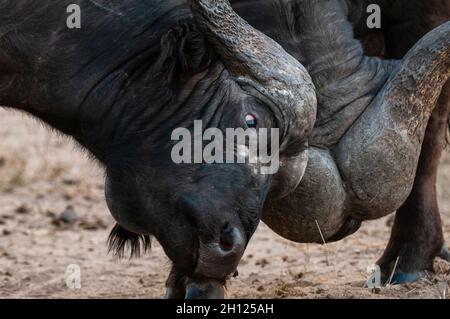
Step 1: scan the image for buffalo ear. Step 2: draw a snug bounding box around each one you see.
[107,223,151,259]
[157,22,213,85]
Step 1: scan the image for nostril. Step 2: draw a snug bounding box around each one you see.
[219,225,242,252]
[196,225,246,279]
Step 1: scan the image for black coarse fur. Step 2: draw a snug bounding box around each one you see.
[107,224,151,259]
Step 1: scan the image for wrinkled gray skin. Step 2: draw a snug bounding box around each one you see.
[183,0,450,298]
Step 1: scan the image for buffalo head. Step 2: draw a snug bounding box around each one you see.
[103,0,316,295]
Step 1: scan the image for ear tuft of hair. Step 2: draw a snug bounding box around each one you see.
[107,224,151,259]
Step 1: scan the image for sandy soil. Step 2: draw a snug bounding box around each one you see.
[0,108,449,299]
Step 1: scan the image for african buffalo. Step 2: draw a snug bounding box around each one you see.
[0,0,449,299]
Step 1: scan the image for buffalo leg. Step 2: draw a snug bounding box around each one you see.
[377,81,450,284]
[164,268,186,299]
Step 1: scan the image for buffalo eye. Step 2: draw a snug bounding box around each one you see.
[245,114,258,128]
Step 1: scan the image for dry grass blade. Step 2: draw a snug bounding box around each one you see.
[315,220,330,266]
[386,256,400,286]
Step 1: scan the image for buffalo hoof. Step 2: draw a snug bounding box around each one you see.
[439,245,450,261]
[164,286,185,299]
[164,278,225,299]
[185,279,225,299]
[384,245,450,285]
[388,272,426,285]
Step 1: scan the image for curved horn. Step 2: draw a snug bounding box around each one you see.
[379,21,450,137]
[187,0,317,147]
[337,21,450,215]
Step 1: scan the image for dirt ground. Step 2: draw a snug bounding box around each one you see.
[0,108,449,299]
